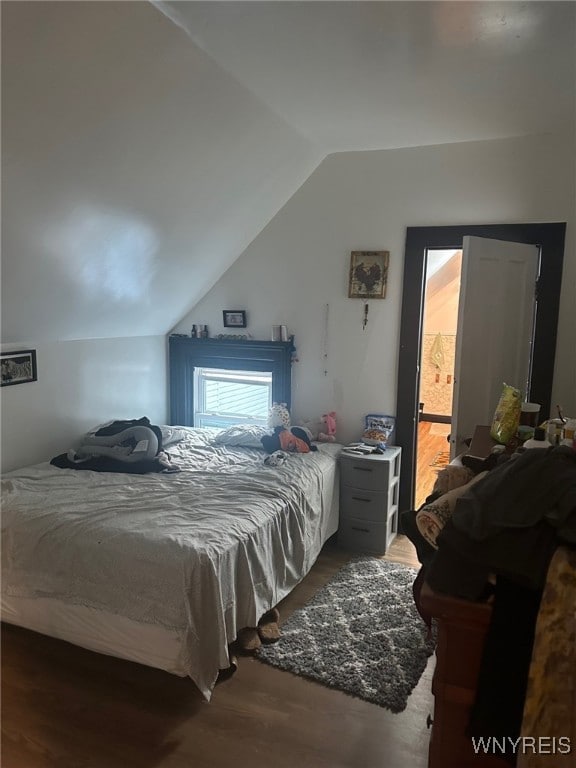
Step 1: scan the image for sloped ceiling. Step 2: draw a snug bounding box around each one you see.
[161,0,575,152]
[2,1,574,342]
[424,251,462,336]
[1,1,322,342]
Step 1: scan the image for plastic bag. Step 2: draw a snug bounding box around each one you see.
[362,414,395,446]
[490,384,521,445]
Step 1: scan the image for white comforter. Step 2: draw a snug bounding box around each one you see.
[1,429,340,698]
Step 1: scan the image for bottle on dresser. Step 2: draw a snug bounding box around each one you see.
[561,418,576,449]
[546,419,564,446]
[524,427,552,449]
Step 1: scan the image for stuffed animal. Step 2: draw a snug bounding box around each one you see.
[318,411,337,443]
[268,402,291,429]
[261,426,318,454]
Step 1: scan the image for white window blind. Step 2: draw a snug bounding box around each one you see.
[194,367,272,428]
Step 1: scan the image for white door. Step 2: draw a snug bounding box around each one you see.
[450,236,540,457]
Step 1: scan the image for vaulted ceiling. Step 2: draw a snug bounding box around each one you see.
[2,1,574,342]
[162,0,575,152]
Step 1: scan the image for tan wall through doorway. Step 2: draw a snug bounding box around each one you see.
[420,333,456,416]
[419,249,462,417]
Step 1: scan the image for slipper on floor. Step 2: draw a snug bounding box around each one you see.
[258,607,281,644]
[236,627,262,652]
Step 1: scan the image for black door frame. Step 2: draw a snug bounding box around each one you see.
[397,222,566,512]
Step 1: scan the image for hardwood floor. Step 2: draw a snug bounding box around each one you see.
[1,537,433,768]
[415,420,451,509]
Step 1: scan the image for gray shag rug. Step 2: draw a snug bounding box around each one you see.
[256,557,434,712]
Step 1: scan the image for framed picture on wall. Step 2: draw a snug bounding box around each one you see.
[1,349,37,387]
[223,310,247,328]
[348,251,389,299]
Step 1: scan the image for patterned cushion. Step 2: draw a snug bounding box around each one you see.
[416,471,488,548]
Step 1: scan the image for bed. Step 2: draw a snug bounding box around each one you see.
[1,427,340,699]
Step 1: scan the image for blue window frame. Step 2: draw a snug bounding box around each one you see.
[169,337,292,426]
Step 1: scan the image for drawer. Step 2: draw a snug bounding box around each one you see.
[340,458,393,491]
[340,486,387,522]
[338,516,387,555]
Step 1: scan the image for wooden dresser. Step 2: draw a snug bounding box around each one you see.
[420,582,510,768]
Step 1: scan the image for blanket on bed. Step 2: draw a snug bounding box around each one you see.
[50,417,180,473]
[1,429,340,699]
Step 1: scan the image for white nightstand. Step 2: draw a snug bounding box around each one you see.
[338,446,402,555]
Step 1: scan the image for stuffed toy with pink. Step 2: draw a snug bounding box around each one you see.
[261,426,317,454]
[318,411,337,443]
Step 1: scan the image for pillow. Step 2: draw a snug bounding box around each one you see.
[213,425,269,449]
[159,425,190,447]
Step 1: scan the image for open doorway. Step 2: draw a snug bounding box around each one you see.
[415,249,462,508]
[396,222,566,513]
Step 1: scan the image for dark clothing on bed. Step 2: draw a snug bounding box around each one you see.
[95,417,164,452]
[49,417,177,474]
[50,451,180,474]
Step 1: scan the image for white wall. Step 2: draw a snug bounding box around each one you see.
[1,337,167,473]
[174,133,575,443]
[2,1,322,343]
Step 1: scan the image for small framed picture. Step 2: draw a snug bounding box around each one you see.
[222,310,247,328]
[348,251,389,299]
[1,349,37,387]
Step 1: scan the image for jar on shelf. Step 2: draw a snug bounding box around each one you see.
[524,427,552,449]
[546,419,564,446]
[563,418,576,443]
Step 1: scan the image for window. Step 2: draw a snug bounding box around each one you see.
[169,337,292,427]
[194,367,272,428]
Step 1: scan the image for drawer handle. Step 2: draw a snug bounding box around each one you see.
[352,466,372,472]
[351,526,370,533]
[351,496,371,503]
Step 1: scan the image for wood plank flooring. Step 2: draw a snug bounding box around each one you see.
[415,420,451,509]
[1,536,434,768]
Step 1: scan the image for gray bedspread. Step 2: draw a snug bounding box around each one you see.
[1,428,340,698]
